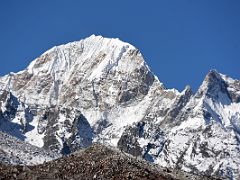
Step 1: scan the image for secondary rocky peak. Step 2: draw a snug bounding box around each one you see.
[195,69,240,106]
[206,69,221,79]
[181,85,192,95]
[203,69,225,88]
[221,74,240,103]
[196,69,230,100]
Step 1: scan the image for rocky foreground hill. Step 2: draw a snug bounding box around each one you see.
[0,35,239,179]
[0,144,220,180]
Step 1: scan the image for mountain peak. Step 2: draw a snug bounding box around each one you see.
[196,70,229,99]
[85,34,134,47]
[205,69,222,81]
[0,35,158,143]
[24,35,141,79]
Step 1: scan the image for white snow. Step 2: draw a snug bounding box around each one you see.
[138,138,150,148]
[25,117,45,147]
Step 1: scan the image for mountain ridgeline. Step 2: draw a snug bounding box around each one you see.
[0,35,239,179]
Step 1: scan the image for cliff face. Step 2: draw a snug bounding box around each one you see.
[0,35,239,179]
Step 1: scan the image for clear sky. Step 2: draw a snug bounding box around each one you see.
[0,0,239,91]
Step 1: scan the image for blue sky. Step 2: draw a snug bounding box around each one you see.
[0,0,239,91]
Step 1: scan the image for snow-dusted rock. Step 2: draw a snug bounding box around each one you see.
[0,131,59,165]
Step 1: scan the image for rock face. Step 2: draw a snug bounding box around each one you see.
[0,35,239,179]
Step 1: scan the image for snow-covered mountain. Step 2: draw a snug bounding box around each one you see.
[0,35,162,152]
[0,35,239,179]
